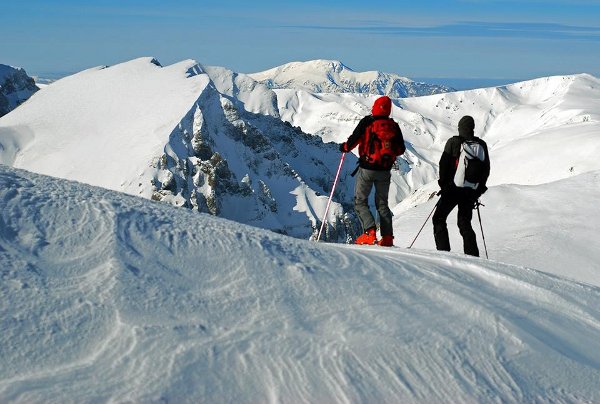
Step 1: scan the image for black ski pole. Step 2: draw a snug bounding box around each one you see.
[408,195,440,249]
[475,201,489,259]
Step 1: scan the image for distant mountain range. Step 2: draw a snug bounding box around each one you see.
[248,59,454,97]
[1,57,599,242]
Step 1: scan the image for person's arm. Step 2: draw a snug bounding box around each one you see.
[340,116,371,152]
[478,140,491,194]
[438,137,460,188]
[393,122,406,156]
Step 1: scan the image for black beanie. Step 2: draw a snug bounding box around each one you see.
[458,115,475,138]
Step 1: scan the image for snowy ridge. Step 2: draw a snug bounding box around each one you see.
[1,165,599,402]
[145,63,360,240]
[248,59,454,97]
[0,57,211,183]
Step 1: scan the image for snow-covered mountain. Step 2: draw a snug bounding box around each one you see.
[0,58,359,242]
[1,57,599,246]
[248,59,454,97]
[274,73,600,210]
[0,64,39,117]
[1,165,599,402]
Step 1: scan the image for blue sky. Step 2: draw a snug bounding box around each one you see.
[2,0,600,84]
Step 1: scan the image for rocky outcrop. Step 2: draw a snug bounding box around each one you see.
[0,65,39,117]
[147,78,360,242]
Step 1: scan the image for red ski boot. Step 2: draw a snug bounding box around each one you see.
[378,235,394,247]
[355,228,377,245]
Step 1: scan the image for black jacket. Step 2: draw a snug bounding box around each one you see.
[439,135,490,191]
[345,115,405,171]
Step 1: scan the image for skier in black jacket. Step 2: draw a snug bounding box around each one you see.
[433,115,490,256]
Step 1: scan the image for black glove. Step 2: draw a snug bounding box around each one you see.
[477,184,488,197]
[339,142,349,153]
[470,194,480,209]
[438,181,455,196]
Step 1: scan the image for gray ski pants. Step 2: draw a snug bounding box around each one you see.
[354,167,393,236]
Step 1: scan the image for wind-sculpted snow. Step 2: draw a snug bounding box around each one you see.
[1,166,599,402]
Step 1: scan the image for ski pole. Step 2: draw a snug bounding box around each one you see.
[408,195,440,249]
[475,201,489,259]
[316,152,347,242]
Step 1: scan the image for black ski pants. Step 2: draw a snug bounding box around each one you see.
[432,187,479,256]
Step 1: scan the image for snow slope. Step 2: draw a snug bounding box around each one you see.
[248,60,453,97]
[394,171,600,287]
[1,165,599,402]
[0,58,209,190]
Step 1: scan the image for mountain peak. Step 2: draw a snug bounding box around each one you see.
[248,60,453,97]
[295,59,352,73]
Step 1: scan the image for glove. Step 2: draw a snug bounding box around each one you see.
[470,194,480,209]
[339,142,349,153]
[477,184,488,197]
[438,181,455,196]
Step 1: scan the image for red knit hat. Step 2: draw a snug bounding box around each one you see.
[372,96,392,116]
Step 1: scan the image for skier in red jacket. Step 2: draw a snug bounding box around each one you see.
[339,96,406,246]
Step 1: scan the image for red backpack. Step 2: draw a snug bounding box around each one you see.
[359,119,397,169]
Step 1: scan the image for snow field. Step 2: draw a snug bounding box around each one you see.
[1,166,599,402]
[394,171,600,287]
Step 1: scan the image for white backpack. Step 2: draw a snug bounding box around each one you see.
[454,140,486,190]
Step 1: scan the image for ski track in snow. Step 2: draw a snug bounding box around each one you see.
[1,166,599,403]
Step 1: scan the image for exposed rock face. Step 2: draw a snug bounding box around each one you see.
[147,69,360,242]
[0,65,39,117]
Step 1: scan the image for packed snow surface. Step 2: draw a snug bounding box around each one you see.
[1,165,599,403]
[394,171,600,287]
